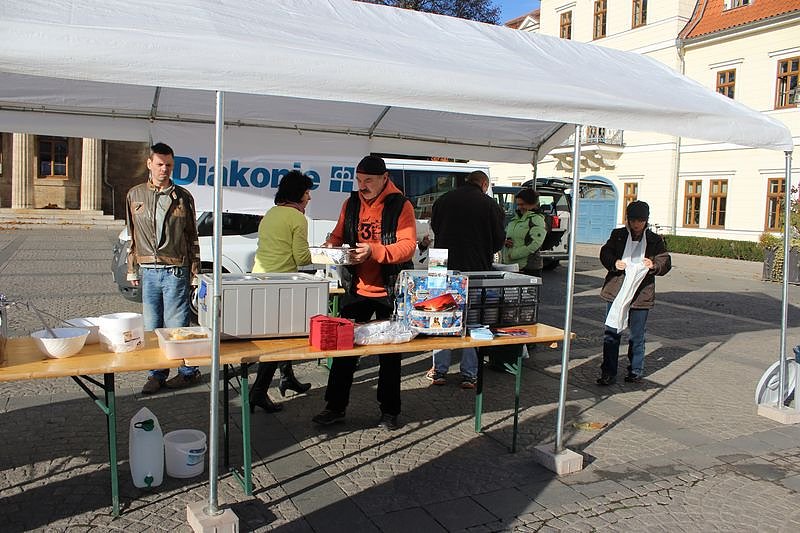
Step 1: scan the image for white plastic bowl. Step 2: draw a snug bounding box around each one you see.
[31,327,90,358]
[64,317,101,344]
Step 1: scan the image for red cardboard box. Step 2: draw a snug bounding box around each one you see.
[309,315,354,350]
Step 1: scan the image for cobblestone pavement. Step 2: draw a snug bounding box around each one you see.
[2,228,800,532]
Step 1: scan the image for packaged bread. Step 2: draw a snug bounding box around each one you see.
[169,328,208,341]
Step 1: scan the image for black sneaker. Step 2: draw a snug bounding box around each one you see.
[596,375,616,386]
[312,409,346,426]
[624,373,643,383]
[377,413,400,431]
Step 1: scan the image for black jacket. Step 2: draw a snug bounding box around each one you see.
[431,182,505,272]
[599,227,671,309]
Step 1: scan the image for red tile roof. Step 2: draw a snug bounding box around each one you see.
[505,9,540,30]
[680,0,800,39]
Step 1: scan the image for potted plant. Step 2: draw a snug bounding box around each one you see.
[761,188,800,283]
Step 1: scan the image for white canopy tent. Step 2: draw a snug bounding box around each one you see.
[1,0,794,521]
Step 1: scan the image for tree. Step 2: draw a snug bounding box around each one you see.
[359,0,501,24]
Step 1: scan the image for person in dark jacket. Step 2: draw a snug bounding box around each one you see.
[597,201,671,386]
[426,170,505,387]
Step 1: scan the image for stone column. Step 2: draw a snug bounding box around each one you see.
[80,138,103,211]
[11,133,35,209]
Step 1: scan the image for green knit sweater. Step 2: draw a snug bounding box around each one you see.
[252,206,312,273]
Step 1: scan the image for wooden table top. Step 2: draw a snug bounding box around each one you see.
[0,323,567,381]
[0,332,182,381]
[191,323,567,366]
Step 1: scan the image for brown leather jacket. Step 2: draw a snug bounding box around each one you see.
[125,180,201,283]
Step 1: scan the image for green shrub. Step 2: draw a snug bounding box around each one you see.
[662,234,764,261]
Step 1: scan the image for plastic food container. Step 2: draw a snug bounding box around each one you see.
[309,246,357,265]
[64,317,101,344]
[154,327,212,359]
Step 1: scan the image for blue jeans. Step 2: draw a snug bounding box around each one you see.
[433,348,478,379]
[141,266,197,379]
[601,304,649,378]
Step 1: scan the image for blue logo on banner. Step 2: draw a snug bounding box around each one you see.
[172,157,326,191]
[329,166,355,193]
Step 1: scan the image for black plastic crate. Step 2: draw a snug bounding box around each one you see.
[464,271,541,327]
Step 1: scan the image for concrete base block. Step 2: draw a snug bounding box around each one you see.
[758,404,800,425]
[187,501,239,533]
[533,445,584,475]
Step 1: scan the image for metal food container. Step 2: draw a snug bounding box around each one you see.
[309,246,357,265]
[197,273,329,338]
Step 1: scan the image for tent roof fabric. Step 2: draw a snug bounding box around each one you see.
[0,0,793,158]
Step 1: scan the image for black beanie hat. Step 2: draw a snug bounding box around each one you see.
[626,200,650,220]
[356,155,387,175]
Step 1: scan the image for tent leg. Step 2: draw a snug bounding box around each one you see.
[536,124,584,476]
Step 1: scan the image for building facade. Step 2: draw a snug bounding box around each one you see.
[494,0,799,243]
[0,133,148,219]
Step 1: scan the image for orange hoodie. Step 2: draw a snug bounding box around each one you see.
[328,180,417,298]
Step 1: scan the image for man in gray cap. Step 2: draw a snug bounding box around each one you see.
[596,200,671,386]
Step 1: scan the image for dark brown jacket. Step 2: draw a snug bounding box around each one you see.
[125,180,201,283]
[599,227,671,309]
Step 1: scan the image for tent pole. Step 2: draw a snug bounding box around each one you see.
[555,124,582,453]
[778,150,794,409]
[206,91,225,516]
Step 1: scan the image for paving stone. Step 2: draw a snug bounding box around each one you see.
[372,507,446,533]
[5,231,800,532]
[423,496,497,531]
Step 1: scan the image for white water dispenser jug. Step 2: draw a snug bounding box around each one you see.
[129,407,164,488]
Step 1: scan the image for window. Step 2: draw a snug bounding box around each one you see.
[724,0,751,10]
[593,1,607,40]
[765,177,785,231]
[632,0,647,28]
[623,182,638,221]
[775,56,799,109]
[708,179,728,228]
[716,69,735,98]
[560,11,572,40]
[38,136,68,177]
[683,181,701,227]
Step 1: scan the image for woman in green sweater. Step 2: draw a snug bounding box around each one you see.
[502,188,547,277]
[250,170,314,413]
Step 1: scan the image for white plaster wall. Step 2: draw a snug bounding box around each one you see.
[490,1,800,242]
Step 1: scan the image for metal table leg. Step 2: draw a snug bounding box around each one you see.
[223,364,230,468]
[475,349,484,433]
[511,351,524,453]
[71,373,120,516]
[229,362,252,495]
[240,362,252,495]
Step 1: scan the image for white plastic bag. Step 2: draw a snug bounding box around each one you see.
[354,320,418,345]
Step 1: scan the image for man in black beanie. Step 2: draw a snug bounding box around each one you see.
[312,155,416,430]
[596,200,671,386]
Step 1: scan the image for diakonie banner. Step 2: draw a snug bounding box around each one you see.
[150,122,370,221]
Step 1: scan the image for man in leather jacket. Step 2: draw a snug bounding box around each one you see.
[126,142,201,394]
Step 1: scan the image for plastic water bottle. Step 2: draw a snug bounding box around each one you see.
[129,407,164,488]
